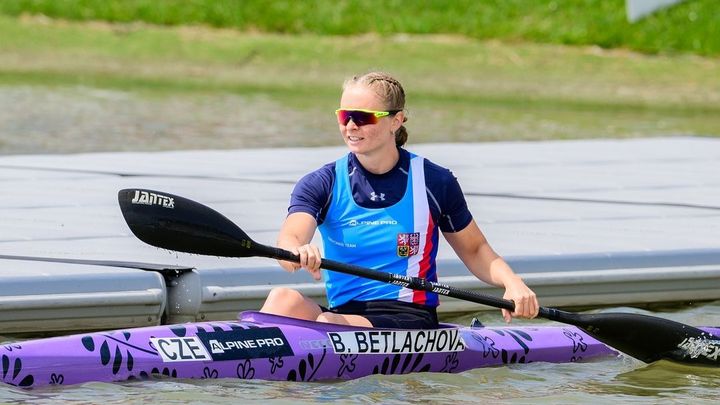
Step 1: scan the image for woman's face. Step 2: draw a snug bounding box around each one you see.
[338,84,403,158]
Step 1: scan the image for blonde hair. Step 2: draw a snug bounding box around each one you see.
[343,72,408,147]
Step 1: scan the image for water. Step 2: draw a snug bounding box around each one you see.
[2,301,719,404]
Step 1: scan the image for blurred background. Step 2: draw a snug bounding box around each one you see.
[0,0,718,154]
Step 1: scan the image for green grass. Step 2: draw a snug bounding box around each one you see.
[1,0,719,56]
[0,14,718,153]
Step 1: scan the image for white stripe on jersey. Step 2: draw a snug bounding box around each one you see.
[398,156,429,302]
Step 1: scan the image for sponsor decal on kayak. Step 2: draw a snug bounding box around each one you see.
[327,329,465,354]
[131,190,175,208]
[678,337,720,360]
[151,337,212,362]
[152,327,294,362]
[197,327,294,361]
[298,338,332,350]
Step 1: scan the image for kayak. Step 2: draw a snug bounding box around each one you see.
[0,311,621,388]
[3,311,715,388]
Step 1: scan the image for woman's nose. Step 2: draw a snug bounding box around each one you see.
[345,119,359,130]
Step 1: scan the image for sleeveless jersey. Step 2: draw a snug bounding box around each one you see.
[318,153,440,308]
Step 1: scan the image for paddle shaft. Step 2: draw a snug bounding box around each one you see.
[262,242,553,318]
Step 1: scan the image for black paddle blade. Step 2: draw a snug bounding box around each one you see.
[547,308,720,365]
[118,189,257,258]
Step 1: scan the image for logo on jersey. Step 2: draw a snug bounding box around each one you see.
[349,219,398,227]
[370,192,386,202]
[397,232,420,257]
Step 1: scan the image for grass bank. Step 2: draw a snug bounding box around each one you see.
[0,15,719,153]
[1,0,718,56]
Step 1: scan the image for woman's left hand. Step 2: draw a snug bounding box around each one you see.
[501,277,539,322]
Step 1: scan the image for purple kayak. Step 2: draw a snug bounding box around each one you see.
[4,310,681,389]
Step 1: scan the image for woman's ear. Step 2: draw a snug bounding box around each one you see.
[392,111,405,131]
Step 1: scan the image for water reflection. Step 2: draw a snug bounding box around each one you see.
[597,360,720,398]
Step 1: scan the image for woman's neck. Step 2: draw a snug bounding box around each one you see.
[354,146,400,175]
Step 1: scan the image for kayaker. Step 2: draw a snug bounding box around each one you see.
[261,71,539,328]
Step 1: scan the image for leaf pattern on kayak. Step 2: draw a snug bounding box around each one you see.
[112,346,123,374]
[373,353,430,375]
[287,348,327,381]
[81,336,95,352]
[237,359,256,379]
[439,352,459,372]
[493,329,533,355]
[152,367,177,378]
[49,373,64,385]
[562,329,588,354]
[100,341,111,366]
[135,367,178,380]
[202,367,219,379]
[337,354,357,377]
[501,349,526,364]
[1,355,34,388]
[82,332,156,376]
[269,356,284,374]
[169,321,247,338]
[468,333,500,358]
[169,325,187,337]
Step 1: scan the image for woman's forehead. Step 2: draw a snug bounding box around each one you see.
[340,84,384,108]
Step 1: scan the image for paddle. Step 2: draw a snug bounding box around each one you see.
[118,188,720,366]
[0,254,193,275]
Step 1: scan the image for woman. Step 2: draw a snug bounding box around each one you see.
[261,71,538,328]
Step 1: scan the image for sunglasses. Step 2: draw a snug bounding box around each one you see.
[335,108,401,127]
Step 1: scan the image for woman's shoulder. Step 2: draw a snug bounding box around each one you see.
[407,151,457,183]
[289,161,337,219]
[413,152,465,199]
[423,158,455,178]
[296,161,336,191]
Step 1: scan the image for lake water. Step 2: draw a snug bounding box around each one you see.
[2,301,719,404]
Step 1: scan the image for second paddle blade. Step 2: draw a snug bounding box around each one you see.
[547,308,720,366]
[118,188,255,257]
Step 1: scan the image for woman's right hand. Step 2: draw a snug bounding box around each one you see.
[278,243,323,281]
[277,212,322,281]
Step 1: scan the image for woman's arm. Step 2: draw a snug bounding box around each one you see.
[443,220,539,322]
[277,212,323,280]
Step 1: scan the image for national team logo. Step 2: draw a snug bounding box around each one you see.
[397,232,420,257]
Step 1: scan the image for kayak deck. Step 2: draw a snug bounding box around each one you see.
[0,311,651,388]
